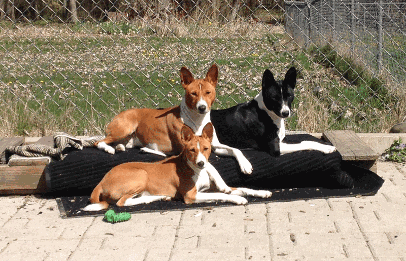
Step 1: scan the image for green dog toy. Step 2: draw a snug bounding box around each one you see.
[104,209,131,223]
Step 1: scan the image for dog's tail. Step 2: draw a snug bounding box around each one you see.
[83,184,109,211]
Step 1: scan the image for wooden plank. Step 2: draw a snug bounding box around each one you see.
[35,136,54,147]
[0,165,47,194]
[8,136,53,166]
[0,137,24,156]
[8,156,51,166]
[323,130,379,161]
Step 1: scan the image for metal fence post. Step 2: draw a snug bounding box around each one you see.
[306,0,310,48]
[351,0,355,58]
[378,0,383,74]
[332,0,336,42]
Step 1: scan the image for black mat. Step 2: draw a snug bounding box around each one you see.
[45,134,384,218]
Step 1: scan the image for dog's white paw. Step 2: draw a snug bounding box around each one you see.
[218,185,232,194]
[115,144,126,152]
[105,147,116,154]
[232,196,248,205]
[97,142,116,154]
[83,203,104,211]
[239,158,253,175]
[321,145,337,154]
[256,190,272,198]
[231,188,272,198]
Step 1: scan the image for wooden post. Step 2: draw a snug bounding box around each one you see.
[212,0,219,22]
[230,0,241,22]
[0,0,5,20]
[62,0,68,21]
[7,0,15,21]
[70,0,79,23]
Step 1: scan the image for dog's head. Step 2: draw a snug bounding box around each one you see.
[181,122,213,171]
[261,67,296,118]
[180,64,217,114]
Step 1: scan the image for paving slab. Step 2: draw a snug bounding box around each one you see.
[0,161,405,261]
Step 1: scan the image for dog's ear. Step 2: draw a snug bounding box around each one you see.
[262,69,277,90]
[181,124,195,143]
[283,67,297,89]
[205,64,218,87]
[201,122,214,142]
[180,67,194,88]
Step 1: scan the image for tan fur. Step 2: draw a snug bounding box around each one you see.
[88,123,214,208]
[181,66,217,112]
[95,64,218,155]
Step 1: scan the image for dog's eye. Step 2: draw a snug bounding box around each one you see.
[205,91,211,95]
[203,147,209,151]
[191,92,198,96]
[189,148,196,153]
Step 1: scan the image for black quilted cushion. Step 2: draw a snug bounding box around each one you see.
[45,134,358,196]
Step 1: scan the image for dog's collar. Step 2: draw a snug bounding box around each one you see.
[180,98,211,135]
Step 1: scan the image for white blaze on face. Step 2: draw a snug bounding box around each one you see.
[281,101,290,117]
[196,97,208,111]
[196,84,208,113]
[195,142,207,168]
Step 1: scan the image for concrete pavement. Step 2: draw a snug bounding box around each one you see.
[0,161,405,261]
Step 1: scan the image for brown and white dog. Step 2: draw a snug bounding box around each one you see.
[84,123,271,211]
[95,64,253,175]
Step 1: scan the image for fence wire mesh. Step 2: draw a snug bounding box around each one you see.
[0,0,405,137]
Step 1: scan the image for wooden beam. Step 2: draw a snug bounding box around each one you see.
[323,130,379,161]
[0,137,24,155]
[323,130,379,173]
[0,165,47,194]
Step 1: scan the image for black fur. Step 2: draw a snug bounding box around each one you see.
[211,67,297,156]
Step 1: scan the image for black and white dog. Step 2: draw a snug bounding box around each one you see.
[211,67,336,157]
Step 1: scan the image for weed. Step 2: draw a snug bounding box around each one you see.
[383,139,406,163]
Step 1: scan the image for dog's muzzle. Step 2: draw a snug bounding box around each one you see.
[281,110,290,118]
[198,105,207,114]
[197,161,205,168]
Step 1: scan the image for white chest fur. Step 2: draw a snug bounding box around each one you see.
[180,98,211,135]
[192,168,211,192]
[254,92,286,142]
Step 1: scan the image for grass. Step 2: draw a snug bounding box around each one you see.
[383,139,406,163]
[0,19,405,137]
[307,42,406,132]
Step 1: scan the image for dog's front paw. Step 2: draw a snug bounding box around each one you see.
[97,142,116,154]
[321,145,337,154]
[239,157,253,175]
[115,144,126,152]
[105,146,116,154]
[218,185,232,194]
[232,196,248,205]
[257,190,272,198]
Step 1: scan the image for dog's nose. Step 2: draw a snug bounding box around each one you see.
[281,110,290,118]
[197,161,205,168]
[198,105,206,114]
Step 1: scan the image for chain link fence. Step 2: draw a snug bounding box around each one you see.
[286,0,406,84]
[0,0,405,137]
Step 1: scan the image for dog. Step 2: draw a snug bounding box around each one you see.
[211,67,336,156]
[95,64,253,174]
[83,123,272,211]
